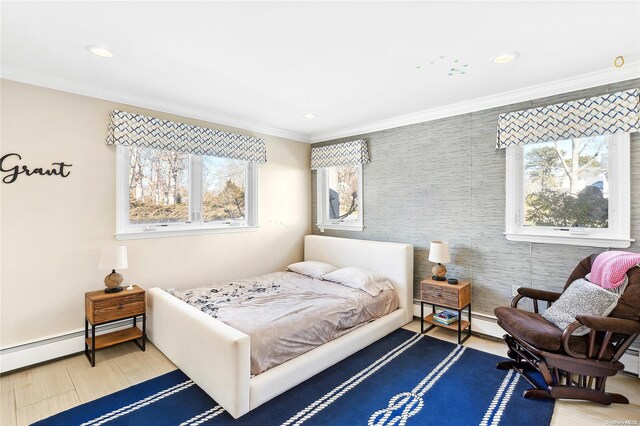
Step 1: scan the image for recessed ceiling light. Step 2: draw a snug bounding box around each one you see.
[303,113,316,119]
[493,52,519,64]
[87,45,113,58]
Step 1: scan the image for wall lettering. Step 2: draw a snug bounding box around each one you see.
[0,153,72,184]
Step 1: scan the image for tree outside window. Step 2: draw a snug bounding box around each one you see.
[523,136,608,228]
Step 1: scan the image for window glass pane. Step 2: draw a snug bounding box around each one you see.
[523,135,609,228]
[202,156,246,223]
[128,147,189,224]
[327,164,359,221]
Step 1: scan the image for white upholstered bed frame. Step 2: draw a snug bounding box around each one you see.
[147,235,413,418]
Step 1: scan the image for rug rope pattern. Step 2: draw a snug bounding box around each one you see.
[179,406,225,426]
[368,345,467,426]
[80,380,194,425]
[282,332,425,425]
[480,369,521,426]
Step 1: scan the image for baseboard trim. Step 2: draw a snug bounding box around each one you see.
[412,303,639,375]
[2,307,637,376]
[0,320,140,373]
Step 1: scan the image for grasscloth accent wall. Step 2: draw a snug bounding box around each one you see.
[312,78,640,319]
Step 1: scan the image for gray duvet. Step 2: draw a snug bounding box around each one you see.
[169,271,398,375]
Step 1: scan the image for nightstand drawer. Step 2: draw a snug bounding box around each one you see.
[94,293,144,310]
[420,279,471,309]
[94,301,145,323]
[421,285,459,306]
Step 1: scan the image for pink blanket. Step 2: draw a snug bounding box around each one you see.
[590,251,640,289]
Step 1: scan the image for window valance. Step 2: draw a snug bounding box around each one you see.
[311,139,370,170]
[106,110,267,163]
[496,89,640,149]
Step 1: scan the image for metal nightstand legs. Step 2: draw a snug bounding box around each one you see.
[420,301,472,344]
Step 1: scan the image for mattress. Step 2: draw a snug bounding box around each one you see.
[169,271,399,375]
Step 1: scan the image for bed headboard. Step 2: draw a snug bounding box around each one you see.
[304,235,414,323]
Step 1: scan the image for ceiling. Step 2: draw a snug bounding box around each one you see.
[2,1,639,143]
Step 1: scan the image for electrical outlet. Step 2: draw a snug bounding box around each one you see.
[511,285,519,297]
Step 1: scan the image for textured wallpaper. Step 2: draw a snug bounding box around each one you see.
[311,79,640,324]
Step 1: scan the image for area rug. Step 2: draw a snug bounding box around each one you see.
[35,329,554,425]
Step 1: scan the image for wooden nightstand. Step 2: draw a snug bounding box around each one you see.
[419,278,471,344]
[84,285,146,366]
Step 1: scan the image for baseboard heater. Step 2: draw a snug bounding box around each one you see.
[0,319,140,373]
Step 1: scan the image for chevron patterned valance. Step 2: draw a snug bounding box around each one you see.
[496,89,640,149]
[106,110,267,163]
[311,140,370,170]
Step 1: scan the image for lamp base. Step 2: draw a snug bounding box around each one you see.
[105,286,124,293]
[431,276,447,281]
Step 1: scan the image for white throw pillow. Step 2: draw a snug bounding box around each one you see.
[541,278,619,336]
[321,267,394,297]
[286,261,338,278]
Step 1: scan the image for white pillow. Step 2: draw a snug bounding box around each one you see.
[542,278,619,336]
[321,267,394,297]
[287,261,338,278]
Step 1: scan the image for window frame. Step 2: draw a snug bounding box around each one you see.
[115,145,258,240]
[316,164,364,232]
[505,133,631,248]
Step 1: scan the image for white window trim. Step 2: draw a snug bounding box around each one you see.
[115,145,259,240]
[316,164,364,232]
[505,133,632,248]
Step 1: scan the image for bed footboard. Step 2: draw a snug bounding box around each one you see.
[147,287,251,418]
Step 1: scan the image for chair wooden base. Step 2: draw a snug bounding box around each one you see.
[498,333,630,405]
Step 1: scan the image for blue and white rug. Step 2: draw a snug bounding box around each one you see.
[35,329,554,425]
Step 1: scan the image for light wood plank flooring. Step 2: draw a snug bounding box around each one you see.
[1,320,638,425]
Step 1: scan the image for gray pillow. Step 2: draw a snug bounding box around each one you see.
[542,278,619,336]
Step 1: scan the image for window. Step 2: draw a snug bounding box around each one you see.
[505,133,630,248]
[316,164,363,231]
[116,145,257,239]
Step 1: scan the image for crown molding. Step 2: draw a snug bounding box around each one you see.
[3,62,639,145]
[309,62,640,143]
[0,65,311,143]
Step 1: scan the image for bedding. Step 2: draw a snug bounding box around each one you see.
[169,271,398,375]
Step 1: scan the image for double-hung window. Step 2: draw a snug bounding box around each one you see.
[498,89,638,248]
[312,140,370,232]
[106,110,264,240]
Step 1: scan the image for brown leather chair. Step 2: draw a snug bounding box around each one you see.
[494,254,640,405]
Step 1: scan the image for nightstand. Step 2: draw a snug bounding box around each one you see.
[419,278,471,344]
[84,285,146,366]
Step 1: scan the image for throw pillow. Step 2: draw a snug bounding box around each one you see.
[542,278,619,336]
[286,261,337,278]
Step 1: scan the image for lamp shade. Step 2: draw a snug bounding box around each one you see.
[428,241,451,264]
[98,246,128,270]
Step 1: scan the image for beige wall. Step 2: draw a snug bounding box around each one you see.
[0,80,311,347]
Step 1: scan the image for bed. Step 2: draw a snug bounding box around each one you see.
[147,235,414,418]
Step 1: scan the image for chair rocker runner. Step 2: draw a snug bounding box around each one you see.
[494,254,640,405]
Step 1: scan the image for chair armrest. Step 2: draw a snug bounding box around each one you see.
[575,315,640,335]
[517,288,562,302]
[511,288,561,309]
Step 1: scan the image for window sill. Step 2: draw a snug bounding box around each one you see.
[316,223,364,232]
[115,225,260,240]
[505,232,633,248]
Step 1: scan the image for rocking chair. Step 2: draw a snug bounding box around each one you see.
[494,254,640,405]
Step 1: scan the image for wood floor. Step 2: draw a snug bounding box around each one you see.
[1,320,638,425]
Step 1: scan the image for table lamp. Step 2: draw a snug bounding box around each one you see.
[98,246,128,293]
[429,241,450,281]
